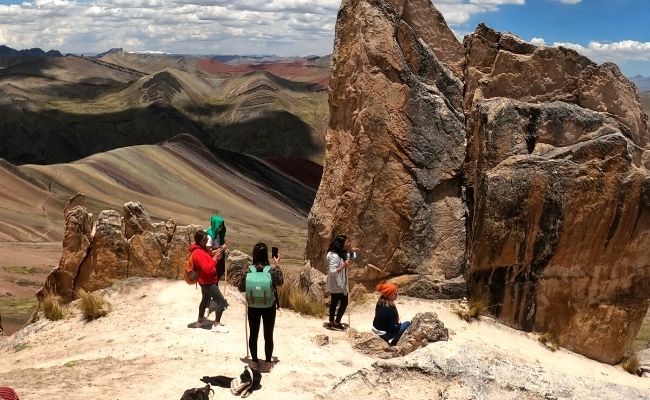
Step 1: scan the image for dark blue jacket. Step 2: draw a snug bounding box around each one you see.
[373,303,400,334]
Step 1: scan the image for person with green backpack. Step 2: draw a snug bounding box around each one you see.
[238,242,284,370]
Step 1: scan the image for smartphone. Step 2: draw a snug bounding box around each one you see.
[272,247,279,259]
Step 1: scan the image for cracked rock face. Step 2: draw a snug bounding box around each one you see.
[306,0,467,293]
[37,195,201,304]
[307,0,650,363]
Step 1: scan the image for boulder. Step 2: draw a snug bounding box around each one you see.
[306,0,466,293]
[350,311,448,359]
[299,263,327,303]
[225,250,252,286]
[392,311,448,357]
[465,98,650,364]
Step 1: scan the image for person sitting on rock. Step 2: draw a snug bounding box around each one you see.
[190,229,229,333]
[372,282,410,346]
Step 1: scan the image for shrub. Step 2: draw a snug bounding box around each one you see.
[42,295,67,321]
[277,273,325,318]
[77,290,111,321]
[621,351,641,376]
[454,295,488,322]
[538,332,560,351]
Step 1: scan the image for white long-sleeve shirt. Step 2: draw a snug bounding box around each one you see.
[326,251,357,294]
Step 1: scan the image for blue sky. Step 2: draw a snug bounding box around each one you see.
[0,0,648,76]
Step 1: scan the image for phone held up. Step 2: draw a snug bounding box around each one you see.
[272,246,279,259]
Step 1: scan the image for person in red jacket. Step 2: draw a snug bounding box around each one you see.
[190,230,229,333]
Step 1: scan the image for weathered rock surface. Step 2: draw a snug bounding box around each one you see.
[309,0,650,364]
[225,249,252,286]
[329,341,650,399]
[37,195,204,304]
[299,263,328,303]
[38,194,93,302]
[306,0,467,294]
[466,98,650,363]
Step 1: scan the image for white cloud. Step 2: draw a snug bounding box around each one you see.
[0,0,532,55]
[533,37,650,64]
[556,0,581,4]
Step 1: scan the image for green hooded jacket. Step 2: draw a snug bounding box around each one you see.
[207,215,226,245]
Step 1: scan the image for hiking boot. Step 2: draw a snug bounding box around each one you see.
[333,322,345,330]
[213,323,229,333]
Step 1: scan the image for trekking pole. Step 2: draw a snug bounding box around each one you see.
[244,300,250,359]
[345,264,351,335]
[223,257,228,299]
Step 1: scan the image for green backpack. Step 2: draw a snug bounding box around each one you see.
[245,265,274,308]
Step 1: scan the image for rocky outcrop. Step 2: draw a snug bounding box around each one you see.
[351,312,448,359]
[309,0,650,364]
[306,0,467,296]
[465,98,650,363]
[462,26,650,364]
[37,194,201,303]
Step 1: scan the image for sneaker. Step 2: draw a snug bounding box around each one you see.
[213,323,229,333]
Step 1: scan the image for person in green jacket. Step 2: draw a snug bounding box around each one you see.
[207,214,228,280]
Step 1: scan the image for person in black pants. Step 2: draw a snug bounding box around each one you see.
[238,242,283,370]
[325,235,358,329]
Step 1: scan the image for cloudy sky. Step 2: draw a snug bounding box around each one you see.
[0,0,649,76]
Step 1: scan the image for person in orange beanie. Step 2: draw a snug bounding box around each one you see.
[372,282,411,345]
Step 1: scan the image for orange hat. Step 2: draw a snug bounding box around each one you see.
[376,282,397,298]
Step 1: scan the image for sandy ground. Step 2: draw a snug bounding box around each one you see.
[1,277,649,399]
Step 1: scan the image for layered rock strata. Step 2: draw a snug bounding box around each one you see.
[37,194,200,302]
[308,0,650,363]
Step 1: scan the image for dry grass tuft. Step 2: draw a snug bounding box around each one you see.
[42,294,67,321]
[538,332,560,352]
[277,273,325,318]
[454,295,488,322]
[621,351,641,376]
[77,289,111,321]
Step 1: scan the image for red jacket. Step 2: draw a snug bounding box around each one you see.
[188,244,217,285]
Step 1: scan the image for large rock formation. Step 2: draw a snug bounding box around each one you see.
[463,28,650,364]
[307,0,468,297]
[37,194,201,303]
[307,0,650,364]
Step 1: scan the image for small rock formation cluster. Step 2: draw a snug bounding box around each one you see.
[351,311,449,359]
[307,0,650,363]
[37,194,201,303]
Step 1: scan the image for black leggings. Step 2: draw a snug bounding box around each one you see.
[247,306,276,362]
[329,293,348,323]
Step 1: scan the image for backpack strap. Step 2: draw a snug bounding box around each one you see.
[262,265,271,273]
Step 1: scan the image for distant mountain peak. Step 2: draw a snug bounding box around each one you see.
[0,44,62,57]
[96,48,124,58]
[629,75,650,92]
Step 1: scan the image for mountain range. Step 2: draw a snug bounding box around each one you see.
[0,45,330,165]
